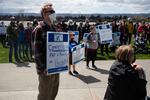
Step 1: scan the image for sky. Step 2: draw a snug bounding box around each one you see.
[0,0,150,14]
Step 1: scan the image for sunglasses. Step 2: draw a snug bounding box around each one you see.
[45,10,55,14]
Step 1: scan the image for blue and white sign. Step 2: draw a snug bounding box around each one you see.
[0,25,6,35]
[111,32,120,46]
[83,33,89,42]
[68,31,79,43]
[96,24,113,44]
[47,32,69,75]
[72,43,85,64]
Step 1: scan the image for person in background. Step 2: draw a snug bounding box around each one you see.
[133,22,138,39]
[73,21,78,31]
[104,45,147,100]
[138,22,143,36]
[67,19,75,31]
[78,22,83,41]
[86,25,99,69]
[83,18,90,34]
[0,21,7,47]
[34,3,59,100]
[119,21,128,45]
[25,22,33,60]
[56,22,63,32]
[7,16,20,63]
[68,32,79,75]
[18,23,26,60]
[142,21,148,40]
[127,20,134,44]
[147,23,150,44]
[32,19,39,55]
[61,20,67,32]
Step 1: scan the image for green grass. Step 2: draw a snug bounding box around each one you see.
[0,43,150,63]
[0,44,9,63]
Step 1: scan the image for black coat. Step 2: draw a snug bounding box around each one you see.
[104,60,147,100]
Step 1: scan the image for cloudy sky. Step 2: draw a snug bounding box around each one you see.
[0,0,150,14]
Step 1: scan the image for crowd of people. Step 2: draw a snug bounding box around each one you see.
[0,16,150,63]
[0,2,149,100]
[0,13,150,63]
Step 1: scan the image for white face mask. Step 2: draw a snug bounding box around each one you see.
[49,13,56,24]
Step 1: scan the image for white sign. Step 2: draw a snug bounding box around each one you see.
[0,25,7,35]
[96,24,112,44]
[72,43,85,64]
[47,32,69,75]
[83,33,89,42]
[111,32,120,46]
[68,31,79,43]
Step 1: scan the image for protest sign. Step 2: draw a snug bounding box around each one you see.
[96,24,112,44]
[72,43,85,64]
[83,33,89,42]
[0,25,7,35]
[111,32,120,46]
[47,32,69,75]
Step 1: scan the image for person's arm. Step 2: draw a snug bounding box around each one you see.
[129,64,147,99]
[132,63,146,80]
[34,28,45,74]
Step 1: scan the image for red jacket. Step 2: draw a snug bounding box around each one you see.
[138,25,143,33]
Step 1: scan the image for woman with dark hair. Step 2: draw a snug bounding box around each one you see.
[104,45,147,100]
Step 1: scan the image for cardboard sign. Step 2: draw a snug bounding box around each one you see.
[72,43,85,64]
[96,24,113,44]
[47,32,69,75]
[83,33,89,42]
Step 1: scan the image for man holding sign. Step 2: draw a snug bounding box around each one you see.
[34,3,59,100]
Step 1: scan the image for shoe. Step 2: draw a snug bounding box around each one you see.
[68,71,73,75]
[92,65,97,69]
[86,66,90,69]
[9,60,12,63]
[16,60,21,63]
[73,70,79,75]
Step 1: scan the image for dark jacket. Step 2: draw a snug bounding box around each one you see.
[34,21,55,74]
[7,23,18,41]
[104,60,147,100]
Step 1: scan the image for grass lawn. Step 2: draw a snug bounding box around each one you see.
[0,44,9,63]
[0,43,150,63]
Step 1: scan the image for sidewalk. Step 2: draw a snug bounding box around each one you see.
[0,60,149,100]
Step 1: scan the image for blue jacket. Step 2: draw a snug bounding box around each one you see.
[69,40,78,54]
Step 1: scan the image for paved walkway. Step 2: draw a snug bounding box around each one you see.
[0,60,149,100]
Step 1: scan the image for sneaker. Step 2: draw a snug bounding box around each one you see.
[68,71,73,75]
[73,70,79,75]
[92,65,97,69]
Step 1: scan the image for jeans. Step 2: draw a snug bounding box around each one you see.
[25,42,32,59]
[18,41,26,59]
[8,40,19,62]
